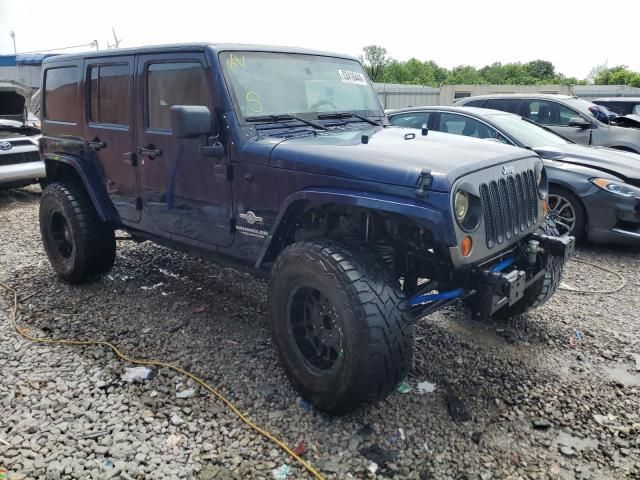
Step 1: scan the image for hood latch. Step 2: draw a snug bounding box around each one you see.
[415,168,432,198]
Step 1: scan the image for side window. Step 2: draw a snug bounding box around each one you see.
[389,112,430,129]
[147,62,209,131]
[524,100,555,125]
[556,103,582,125]
[524,100,580,126]
[44,66,78,122]
[485,99,521,115]
[463,99,486,107]
[437,113,502,141]
[597,102,634,116]
[88,64,130,125]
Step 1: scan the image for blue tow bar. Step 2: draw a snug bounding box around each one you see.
[407,256,515,308]
[408,288,464,307]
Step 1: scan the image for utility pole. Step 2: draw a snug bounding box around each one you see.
[10,30,17,53]
[107,28,122,49]
[10,30,19,81]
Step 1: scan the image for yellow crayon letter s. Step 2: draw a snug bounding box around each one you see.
[246,90,263,113]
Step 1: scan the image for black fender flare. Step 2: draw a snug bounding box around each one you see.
[255,187,450,268]
[44,153,119,223]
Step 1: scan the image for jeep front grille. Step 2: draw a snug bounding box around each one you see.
[480,169,538,248]
[0,151,41,167]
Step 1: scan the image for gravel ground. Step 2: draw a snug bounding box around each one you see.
[1,186,639,480]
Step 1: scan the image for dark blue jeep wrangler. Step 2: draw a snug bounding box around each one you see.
[38,44,573,413]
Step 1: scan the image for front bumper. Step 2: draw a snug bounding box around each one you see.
[408,232,575,317]
[470,233,574,317]
[583,190,640,245]
[0,161,46,186]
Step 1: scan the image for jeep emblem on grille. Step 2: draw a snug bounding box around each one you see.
[0,141,12,151]
[502,165,514,175]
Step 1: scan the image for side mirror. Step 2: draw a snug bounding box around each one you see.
[170,105,212,138]
[568,117,591,129]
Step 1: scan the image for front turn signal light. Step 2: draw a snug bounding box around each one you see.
[542,200,549,216]
[461,236,473,257]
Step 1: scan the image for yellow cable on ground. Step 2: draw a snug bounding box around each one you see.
[559,258,626,295]
[0,279,325,480]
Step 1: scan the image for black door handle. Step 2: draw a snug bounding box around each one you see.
[136,144,163,160]
[86,138,107,151]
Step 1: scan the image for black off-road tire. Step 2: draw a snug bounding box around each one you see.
[494,218,565,319]
[40,182,116,283]
[268,241,413,414]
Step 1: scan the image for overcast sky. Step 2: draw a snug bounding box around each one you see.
[1,0,638,79]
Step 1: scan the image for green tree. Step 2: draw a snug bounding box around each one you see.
[593,65,640,87]
[443,65,485,85]
[360,45,603,87]
[359,45,390,82]
[525,60,556,81]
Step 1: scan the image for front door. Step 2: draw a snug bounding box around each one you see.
[523,99,592,145]
[84,56,140,223]
[134,53,234,246]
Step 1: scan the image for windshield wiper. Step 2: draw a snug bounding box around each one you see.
[317,111,380,126]
[245,114,326,130]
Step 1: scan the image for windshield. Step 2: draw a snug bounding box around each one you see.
[219,51,383,120]
[488,113,570,148]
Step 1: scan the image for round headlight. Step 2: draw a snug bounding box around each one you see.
[454,191,469,222]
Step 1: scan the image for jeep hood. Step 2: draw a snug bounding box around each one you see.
[533,144,640,182]
[268,127,534,192]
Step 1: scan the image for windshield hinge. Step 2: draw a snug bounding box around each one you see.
[415,168,432,198]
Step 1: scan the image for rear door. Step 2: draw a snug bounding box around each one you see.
[84,56,140,222]
[134,52,233,246]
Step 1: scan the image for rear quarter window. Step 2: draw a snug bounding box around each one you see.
[44,66,79,123]
[485,99,522,115]
[389,112,430,129]
[463,99,486,107]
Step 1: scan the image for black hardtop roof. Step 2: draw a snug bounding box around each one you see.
[42,43,359,64]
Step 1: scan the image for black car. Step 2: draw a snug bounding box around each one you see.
[387,106,640,245]
[593,97,640,119]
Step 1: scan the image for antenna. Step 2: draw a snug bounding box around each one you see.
[107,28,122,50]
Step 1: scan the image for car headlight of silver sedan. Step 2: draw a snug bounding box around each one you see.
[534,160,548,199]
[591,178,640,198]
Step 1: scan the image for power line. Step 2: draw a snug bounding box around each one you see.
[17,42,98,55]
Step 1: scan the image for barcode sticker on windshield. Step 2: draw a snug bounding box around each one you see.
[338,69,367,85]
